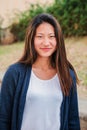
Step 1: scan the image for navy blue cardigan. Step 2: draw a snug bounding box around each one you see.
[0,63,80,130]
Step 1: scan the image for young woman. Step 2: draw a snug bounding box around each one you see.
[0,13,80,130]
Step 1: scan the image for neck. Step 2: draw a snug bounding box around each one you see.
[33,57,52,70]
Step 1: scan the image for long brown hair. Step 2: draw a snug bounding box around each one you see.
[19,13,78,96]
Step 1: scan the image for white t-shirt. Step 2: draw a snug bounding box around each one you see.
[21,70,63,130]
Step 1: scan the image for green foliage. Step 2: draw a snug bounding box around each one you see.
[78,71,87,86]
[10,4,45,41]
[47,0,87,37]
[10,0,87,41]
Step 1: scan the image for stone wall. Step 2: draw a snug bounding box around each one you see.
[0,27,16,44]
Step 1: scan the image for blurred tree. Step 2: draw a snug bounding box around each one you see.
[10,4,44,41]
[10,0,87,42]
[47,0,87,36]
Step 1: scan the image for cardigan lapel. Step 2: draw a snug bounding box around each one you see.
[60,94,69,130]
[17,66,32,130]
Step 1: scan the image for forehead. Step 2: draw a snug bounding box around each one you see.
[35,22,55,33]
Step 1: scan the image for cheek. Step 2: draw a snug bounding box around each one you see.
[34,39,41,46]
[53,40,57,48]
[34,39,38,49]
[34,40,40,51]
[54,46,57,51]
[54,42,57,51]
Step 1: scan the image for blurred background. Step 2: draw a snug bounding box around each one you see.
[0,0,87,129]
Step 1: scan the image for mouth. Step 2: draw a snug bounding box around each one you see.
[40,48,51,51]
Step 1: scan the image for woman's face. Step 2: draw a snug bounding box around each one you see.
[34,22,57,58]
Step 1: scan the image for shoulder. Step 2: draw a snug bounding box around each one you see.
[69,69,77,96]
[7,62,27,72]
[5,63,29,75]
[69,69,76,83]
[3,63,31,82]
[1,63,31,90]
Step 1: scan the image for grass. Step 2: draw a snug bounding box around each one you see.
[65,37,87,86]
[0,42,24,55]
[0,37,87,87]
[0,41,24,71]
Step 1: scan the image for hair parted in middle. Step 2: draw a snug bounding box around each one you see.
[19,13,78,96]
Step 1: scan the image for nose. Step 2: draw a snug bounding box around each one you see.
[43,37,50,46]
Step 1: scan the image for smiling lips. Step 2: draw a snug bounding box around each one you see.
[40,48,51,51]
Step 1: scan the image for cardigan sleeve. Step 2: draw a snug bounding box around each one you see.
[0,66,18,130]
[68,70,81,130]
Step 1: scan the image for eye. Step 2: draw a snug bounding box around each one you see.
[50,35,55,38]
[51,36,55,37]
[36,35,43,38]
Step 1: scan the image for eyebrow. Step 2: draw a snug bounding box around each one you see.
[36,33,55,35]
